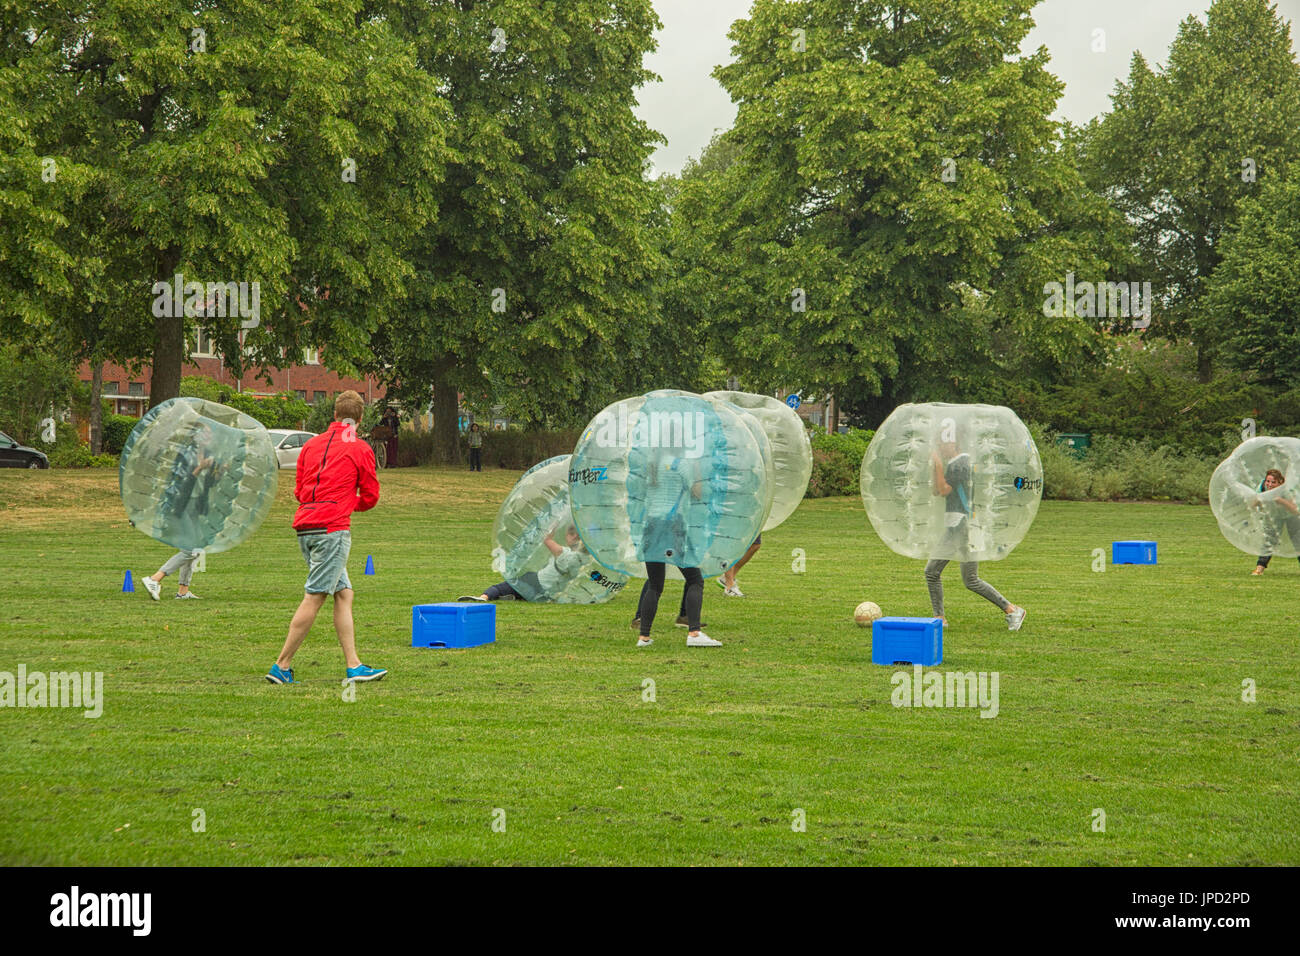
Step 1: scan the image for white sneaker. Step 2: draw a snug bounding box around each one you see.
[636,638,653,647]
[686,632,722,647]
[1006,606,1026,631]
[175,591,200,600]
[725,585,744,597]
[142,576,161,602]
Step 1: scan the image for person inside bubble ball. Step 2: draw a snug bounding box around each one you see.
[1250,468,1300,575]
[925,431,1027,631]
[631,454,719,648]
[148,422,223,596]
[460,526,588,602]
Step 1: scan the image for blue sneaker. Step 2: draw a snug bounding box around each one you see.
[266,663,295,684]
[345,663,387,683]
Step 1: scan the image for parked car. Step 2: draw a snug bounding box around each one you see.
[267,429,317,469]
[0,430,50,469]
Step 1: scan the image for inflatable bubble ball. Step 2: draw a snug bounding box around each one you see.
[704,390,812,531]
[860,403,1041,562]
[1209,437,1300,558]
[119,397,278,554]
[568,391,770,578]
[492,455,630,603]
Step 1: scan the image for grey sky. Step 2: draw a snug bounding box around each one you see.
[637,0,1300,176]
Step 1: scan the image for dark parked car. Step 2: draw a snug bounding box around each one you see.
[0,431,50,469]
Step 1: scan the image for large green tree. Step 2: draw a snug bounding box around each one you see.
[671,0,1121,426]
[1203,168,1300,386]
[368,0,668,460]
[3,1,450,408]
[1083,0,1300,381]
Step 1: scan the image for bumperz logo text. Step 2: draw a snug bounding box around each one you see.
[588,570,625,593]
[50,886,151,936]
[1013,476,1042,491]
[569,467,607,485]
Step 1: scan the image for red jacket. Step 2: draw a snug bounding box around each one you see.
[292,421,380,533]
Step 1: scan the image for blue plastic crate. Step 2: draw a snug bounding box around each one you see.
[1112,540,1157,564]
[412,603,496,648]
[871,617,943,667]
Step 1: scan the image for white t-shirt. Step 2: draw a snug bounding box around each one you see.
[536,547,584,593]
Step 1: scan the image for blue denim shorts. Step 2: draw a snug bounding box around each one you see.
[299,530,352,594]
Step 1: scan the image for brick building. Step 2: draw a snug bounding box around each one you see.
[78,328,385,419]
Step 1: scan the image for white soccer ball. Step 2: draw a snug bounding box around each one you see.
[854,601,883,627]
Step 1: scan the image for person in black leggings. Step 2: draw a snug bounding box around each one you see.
[631,457,720,648]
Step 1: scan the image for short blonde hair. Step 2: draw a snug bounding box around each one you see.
[334,390,363,423]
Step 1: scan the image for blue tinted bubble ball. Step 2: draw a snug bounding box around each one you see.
[568,392,770,578]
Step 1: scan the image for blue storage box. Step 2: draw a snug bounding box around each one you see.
[412,603,496,648]
[1112,540,1157,564]
[871,617,943,667]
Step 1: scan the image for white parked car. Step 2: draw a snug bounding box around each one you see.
[267,429,317,469]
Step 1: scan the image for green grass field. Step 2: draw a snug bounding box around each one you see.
[1,467,1296,866]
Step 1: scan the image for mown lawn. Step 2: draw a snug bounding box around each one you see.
[0,467,1295,865]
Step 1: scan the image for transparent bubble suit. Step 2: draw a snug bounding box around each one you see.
[703,390,811,531]
[860,403,1041,561]
[1209,436,1300,558]
[492,454,629,603]
[119,397,278,554]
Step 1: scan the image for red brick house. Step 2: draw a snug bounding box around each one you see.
[78,328,385,419]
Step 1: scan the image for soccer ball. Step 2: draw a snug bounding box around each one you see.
[854,601,883,627]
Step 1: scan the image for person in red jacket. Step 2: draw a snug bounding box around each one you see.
[266,390,386,685]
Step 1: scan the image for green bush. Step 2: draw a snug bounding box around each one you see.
[1031,425,1217,503]
[394,430,434,468]
[473,428,582,470]
[102,414,138,454]
[48,443,116,468]
[179,376,225,402]
[1090,469,1125,501]
[216,391,312,430]
[806,428,872,498]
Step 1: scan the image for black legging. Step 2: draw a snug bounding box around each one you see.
[485,581,521,600]
[636,563,702,637]
[469,448,482,471]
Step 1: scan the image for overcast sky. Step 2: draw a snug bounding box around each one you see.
[636,0,1300,176]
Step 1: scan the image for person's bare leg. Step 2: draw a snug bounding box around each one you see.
[276,592,328,668]
[332,588,361,669]
[723,540,762,589]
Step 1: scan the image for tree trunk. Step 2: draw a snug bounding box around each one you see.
[89,361,104,454]
[431,363,460,465]
[149,247,184,407]
[831,392,841,433]
[1196,344,1212,384]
